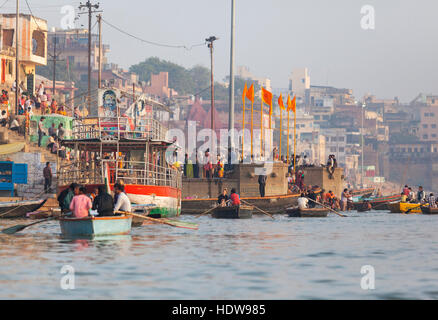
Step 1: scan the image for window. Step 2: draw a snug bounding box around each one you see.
[423,135,429,139]
[408,148,412,152]
[425,113,430,117]
[431,113,436,117]
[331,137,337,142]
[423,124,428,128]
[432,124,437,129]
[314,115,320,120]
[432,134,437,138]
[339,147,345,152]
[330,147,336,153]
[2,29,14,47]
[338,137,345,142]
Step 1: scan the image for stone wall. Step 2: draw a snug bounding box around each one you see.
[182,178,239,199]
[0,152,57,197]
[303,167,344,198]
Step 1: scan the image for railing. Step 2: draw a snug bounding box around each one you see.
[70,116,168,141]
[58,159,182,189]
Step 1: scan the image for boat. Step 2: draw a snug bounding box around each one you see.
[351,188,375,198]
[59,215,133,237]
[0,198,47,218]
[420,207,438,215]
[211,205,253,219]
[182,193,299,215]
[58,90,182,219]
[286,207,329,218]
[388,202,425,214]
[353,194,401,211]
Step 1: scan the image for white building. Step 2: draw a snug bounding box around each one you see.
[289,68,310,99]
[320,128,347,166]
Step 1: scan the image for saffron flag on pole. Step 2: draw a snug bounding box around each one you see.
[246,83,255,103]
[278,93,285,110]
[287,94,296,113]
[242,83,248,105]
[261,87,273,115]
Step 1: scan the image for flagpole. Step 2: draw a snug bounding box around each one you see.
[293,109,297,171]
[250,100,254,159]
[279,108,282,160]
[269,110,272,159]
[287,110,290,164]
[260,99,263,159]
[242,100,245,160]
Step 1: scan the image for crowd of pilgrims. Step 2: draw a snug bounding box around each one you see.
[57,182,132,218]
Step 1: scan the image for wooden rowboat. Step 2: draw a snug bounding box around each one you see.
[0,199,47,219]
[420,207,438,215]
[211,205,253,219]
[388,202,426,214]
[59,215,132,237]
[286,207,329,218]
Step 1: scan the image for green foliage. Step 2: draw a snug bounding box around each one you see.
[36,60,77,83]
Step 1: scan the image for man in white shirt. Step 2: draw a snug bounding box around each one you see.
[297,193,309,209]
[114,183,131,213]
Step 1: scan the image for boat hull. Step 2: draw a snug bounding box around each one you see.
[388,202,424,214]
[287,207,329,218]
[212,205,253,219]
[421,207,438,215]
[0,199,47,219]
[353,195,401,211]
[182,194,299,215]
[59,216,132,237]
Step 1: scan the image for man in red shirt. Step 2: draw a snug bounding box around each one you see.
[230,188,241,206]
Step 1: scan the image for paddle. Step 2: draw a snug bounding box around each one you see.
[195,205,218,219]
[306,197,347,217]
[1,217,55,235]
[404,204,424,214]
[117,212,199,230]
[241,200,275,220]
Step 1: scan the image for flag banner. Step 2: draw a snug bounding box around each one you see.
[242,83,248,105]
[278,93,285,110]
[291,95,296,113]
[246,83,255,102]
[261,87,273,107]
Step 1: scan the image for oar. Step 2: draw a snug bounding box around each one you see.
[195,205,218,219]
[1,217,55,235]
[404,204,424,214]
[306,197,347,217]
[241,200,275,219]
[118,212,199,230]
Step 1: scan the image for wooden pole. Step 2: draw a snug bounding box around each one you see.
[242,99,245,159]
[260,100,263,159]
[250,100,254,159]
[279,108,282,159]
[287,110,290,164]
[293,110,297,170]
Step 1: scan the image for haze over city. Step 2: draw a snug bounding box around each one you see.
[4,0,438,102]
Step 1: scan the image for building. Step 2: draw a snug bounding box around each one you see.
[144,72,177,99]
[48,29,109,83]
[237,65,271,92]
[418,104,438,142]
[289,68,310,99]
[0,14,47,97]
[320,128,347,166]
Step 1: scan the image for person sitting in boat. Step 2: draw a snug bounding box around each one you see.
[307,189,317,208]
[114,183,132,214]
[69,186,92,218]
[229,188,241,206]
[93,186,115,216]
[297,193,309,209]
[417,186,426,204]
[400,192,408,203]
[58,183,78,213]
[218,188,229,207]
[428,193,437,209]
[408,187,415,203]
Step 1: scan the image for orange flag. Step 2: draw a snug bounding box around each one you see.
[242,83,248,105]
[261,87,273,115]
[246,84,255,102]
[287,94,296,113]
[278,93,285,110]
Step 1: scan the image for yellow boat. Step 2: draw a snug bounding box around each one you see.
[388,202,426,214]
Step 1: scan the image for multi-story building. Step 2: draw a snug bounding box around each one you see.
[289,68,310,99]
[237,65,271,92]
[306,85,355,107]
[0,14,47,97]
[418,103,438,142]
[48,29,110,83]
[320,127,347,166]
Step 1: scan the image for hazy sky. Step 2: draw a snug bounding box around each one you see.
[4,0,438,102]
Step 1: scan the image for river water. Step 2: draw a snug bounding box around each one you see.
[0,211,437,300]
